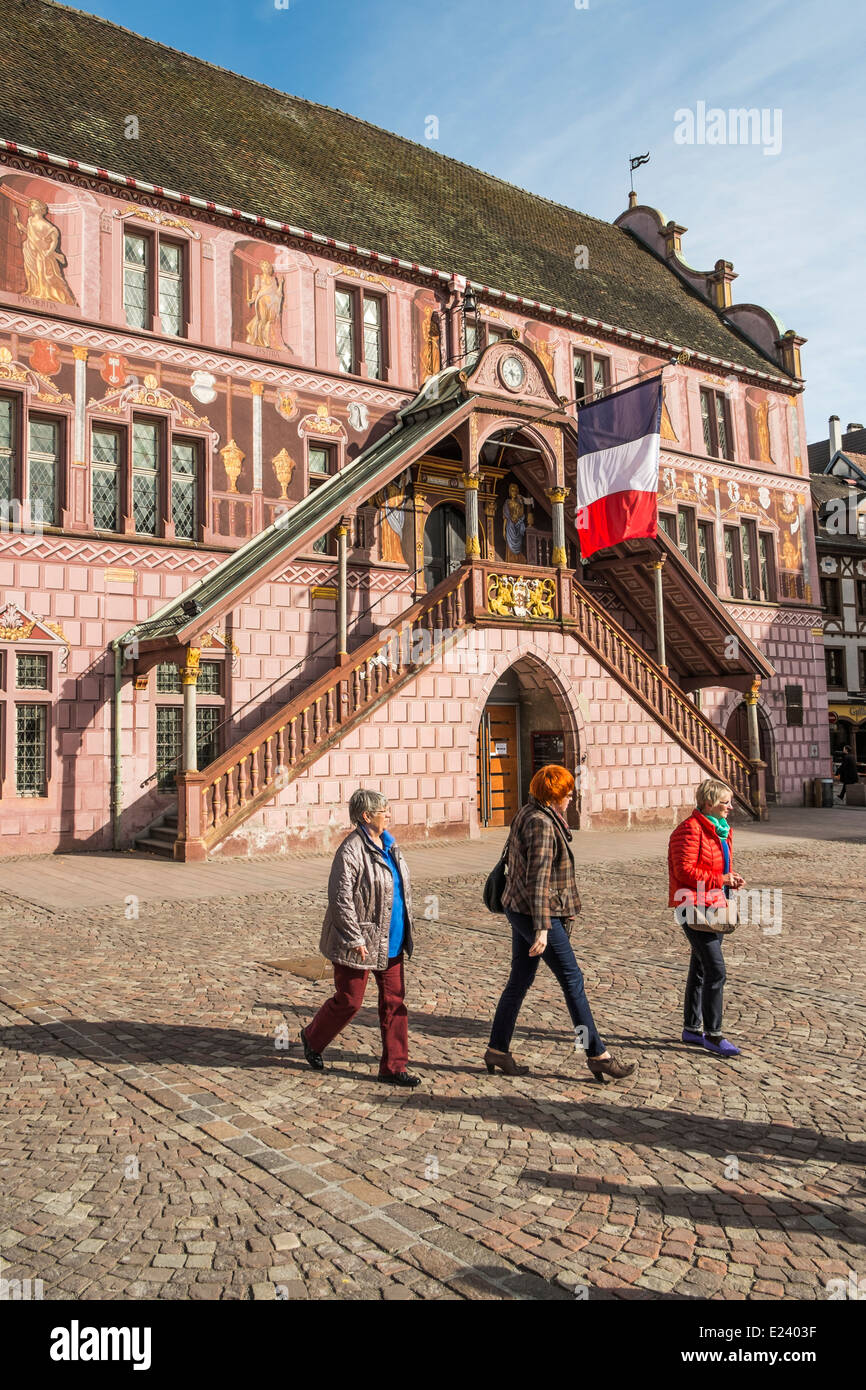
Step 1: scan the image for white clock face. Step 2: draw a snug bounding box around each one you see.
[500,355,525,390]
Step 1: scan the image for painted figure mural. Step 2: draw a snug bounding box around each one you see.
[377,477,407,563]
[746,387,776,466]
[503,481,534,561]
[245,259,285,349]
[639,354,677,441]
[13,198,76,304]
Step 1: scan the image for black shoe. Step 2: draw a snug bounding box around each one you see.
[377,1070,421,1087]
[300,1028,324,1070]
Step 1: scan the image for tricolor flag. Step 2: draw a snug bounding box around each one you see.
[575,375,663,559]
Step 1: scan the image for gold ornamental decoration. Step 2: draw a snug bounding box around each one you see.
[220,439,245,494]
[487,573,556,621]
[272,448,295,499]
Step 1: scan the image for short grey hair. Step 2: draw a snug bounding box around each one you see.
[348,788,388,825]
[696,778,732,810]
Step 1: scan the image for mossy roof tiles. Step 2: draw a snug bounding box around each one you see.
[3,0,786,379]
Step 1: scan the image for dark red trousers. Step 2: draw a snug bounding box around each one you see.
[304,954,408,1075]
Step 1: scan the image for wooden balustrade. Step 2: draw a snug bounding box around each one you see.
[172,556,758,861]
[569,579,754,812]
[175,566,471,859]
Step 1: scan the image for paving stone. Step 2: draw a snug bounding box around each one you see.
[0,830,863,1302]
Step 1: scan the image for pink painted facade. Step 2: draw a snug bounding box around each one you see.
[0,146,831,858]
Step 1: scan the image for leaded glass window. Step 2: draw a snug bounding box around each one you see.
[92,426,121,531]
[697,522,714,586]
[309,445,330,476]
[27,418,58,527]
[171,439,197,540]
[573,352,586,402]
[0,396,14,504]
[700,391,713,453]
[759,533,772,600]
[132,419,159,535]
[363,296,382,378]
[17,653,48,689]
[592,356,608,394]
[676,510,691,563]
[156,662,182,693]
[158,241,184,336]
[156,706,182,791]
[335,289,355,374]
[196,706,220,768]
[197,661,221,695]
[464,318,479,355]
[715,395,730,460]
[124,232,150,330]
[741,524,754,598]
[16,703,47,795]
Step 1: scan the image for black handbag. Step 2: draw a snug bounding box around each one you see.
[483,836,511,914]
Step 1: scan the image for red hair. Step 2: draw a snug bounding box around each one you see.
[529,764,574,804]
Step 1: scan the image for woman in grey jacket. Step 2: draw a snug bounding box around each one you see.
[300,789,420,1087]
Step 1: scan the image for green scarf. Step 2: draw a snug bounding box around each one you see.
[704,813,730,839]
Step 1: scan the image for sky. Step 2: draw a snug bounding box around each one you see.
[63,0,865,443]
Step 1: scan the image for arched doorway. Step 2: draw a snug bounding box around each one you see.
[725,702,777,802]
[476,656,581,827]
[424,503,465,591]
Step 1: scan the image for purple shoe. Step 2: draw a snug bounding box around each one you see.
[702,1035,740,1058]
[682,1029,704,1046]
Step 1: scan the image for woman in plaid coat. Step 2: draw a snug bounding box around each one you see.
[485,765,635,1083]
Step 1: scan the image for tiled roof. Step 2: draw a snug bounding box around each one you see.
[808,428,866,471]
[1,0,788,380]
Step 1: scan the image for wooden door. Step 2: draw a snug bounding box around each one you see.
[477,704,519,826]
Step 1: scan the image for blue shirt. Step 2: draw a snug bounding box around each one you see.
[362,827,406,958]
[720,835,731,898]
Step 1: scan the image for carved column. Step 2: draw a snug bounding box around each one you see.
[483,496,497,560]
[648,556,667,671]
[744,677,768,820]
[336,520,349,662]
[181,647,201,773]
[744,678,762,761]
[547,486,570,567]
[413,490,426,598]
[461,471,481,558]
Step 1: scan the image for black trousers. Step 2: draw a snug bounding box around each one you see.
[681,925,726,1037]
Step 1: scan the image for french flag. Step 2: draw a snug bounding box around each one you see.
[575,375,663,559]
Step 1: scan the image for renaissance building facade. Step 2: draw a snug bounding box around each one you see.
[0,1,829,858]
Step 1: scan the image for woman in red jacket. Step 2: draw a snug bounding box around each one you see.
[668,779,745,1058]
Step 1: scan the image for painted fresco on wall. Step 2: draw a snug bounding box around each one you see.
[414,292,441,381]
[745,387,776,465]
[231,241,286,350]
[0,182,77,304]
[503,481,534,561]
[524,327,557,385]
[376,475,409,563]
[639,354,678,441]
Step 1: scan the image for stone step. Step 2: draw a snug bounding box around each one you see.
[134,836,175,858]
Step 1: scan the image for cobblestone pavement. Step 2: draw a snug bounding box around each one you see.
[1,833,864,1301]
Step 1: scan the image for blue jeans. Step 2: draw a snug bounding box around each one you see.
[489,909,605,1058]
[681,926,726,1037]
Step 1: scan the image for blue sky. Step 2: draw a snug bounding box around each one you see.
[73,0,863,442]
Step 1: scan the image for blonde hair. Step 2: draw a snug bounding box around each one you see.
[696,778,732,810]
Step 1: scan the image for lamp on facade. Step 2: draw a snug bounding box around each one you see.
[462,284,478,360]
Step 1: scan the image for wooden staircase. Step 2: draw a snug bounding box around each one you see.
[568,577,754,811]
[159,560,759,860]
